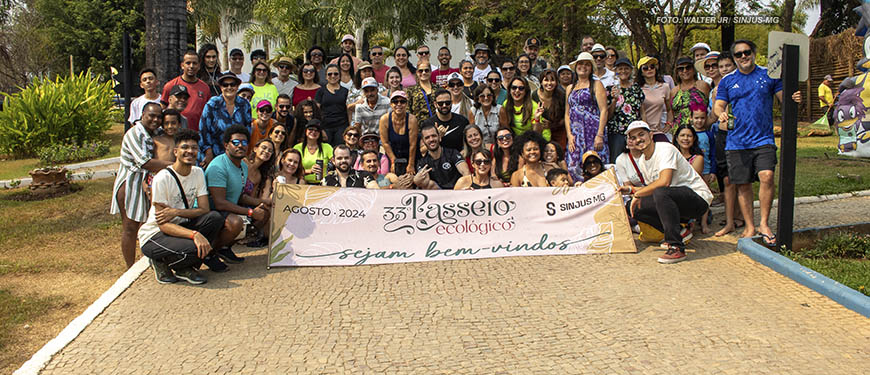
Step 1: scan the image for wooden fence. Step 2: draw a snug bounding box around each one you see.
[805,28,864,122]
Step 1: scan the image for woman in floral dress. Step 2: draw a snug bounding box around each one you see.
[606,57,645,163]
[564,52,608,181]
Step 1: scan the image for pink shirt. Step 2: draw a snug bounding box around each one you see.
[641,82,671,134]
[353,153,390,175]
[372,64,390,84]
[431,67,459,87]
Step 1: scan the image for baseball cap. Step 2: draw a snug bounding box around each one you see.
[525,37,541,48]
[256,100,272,111]
[361,77,378,89]
[237,83,254,94]
[675,56,694,68]
[305,119,322,129]
[690,42,711,54]
[169,85,189,97]
[581,150,602,166]
[824,74,833,81]
[557,65,571,73]
[625,120,651,135]
[389,90,408,100]
[636,56,658,69]
[614,57,633,68]
[591,43,606,53]
[341,34,356,44]
[229,48,244,57]
[360,131,379,142]
[446,72,463,83]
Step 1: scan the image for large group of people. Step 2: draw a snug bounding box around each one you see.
[113,34,803,283]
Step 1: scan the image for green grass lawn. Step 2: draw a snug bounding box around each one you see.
[0,123,123,181]
[785,256,870,296]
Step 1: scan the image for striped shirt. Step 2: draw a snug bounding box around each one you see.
[110,124,155,223]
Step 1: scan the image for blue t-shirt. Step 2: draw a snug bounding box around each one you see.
[696,130,712,174]
[205,153,248,208]
[716,65,782,151]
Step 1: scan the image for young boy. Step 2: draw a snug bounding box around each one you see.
[154,109,182,162]
[546,168,571,187]
[690,103,715,186]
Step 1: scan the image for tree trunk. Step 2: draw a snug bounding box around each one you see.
[144,0,188,84]
[780,0,796,32]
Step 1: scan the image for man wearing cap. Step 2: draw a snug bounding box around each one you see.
[329,34,363,71]
[353,77,390,135]
[619,120,713,264]
[557,65,574,91]
[272,57,299,96]
[690,43,713,84]
[713,39,802,244]
[431,46,459,87]
[128,68,162,125]
[354,133,390,175]
[421,88,470,153]
[369,45,390,84]
[322,145,379,188]
[472,43,494,83]
[590,43,618,88]
[161,50,211,132]
[524,37,549,77]
[224,48,250,83]
[251,100,276,151]
[198,73,253,168]
[818,74,834,119]
[414,123,470,189]
[166,85,191,129]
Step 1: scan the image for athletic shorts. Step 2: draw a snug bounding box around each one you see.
[725,144,777,185]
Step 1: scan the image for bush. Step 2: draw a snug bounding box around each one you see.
[0,70,117,158]
[801,232,870,260]
[36,141,110,165]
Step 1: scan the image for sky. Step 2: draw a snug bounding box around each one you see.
[803,3,820,35]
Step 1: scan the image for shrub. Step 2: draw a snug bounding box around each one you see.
[801,232,870,260]
[0,70,117,158]
[36,141,111,165]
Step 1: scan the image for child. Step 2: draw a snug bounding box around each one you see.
[153,109,180,162]
[690,103,715,186]
[546,168,571,187]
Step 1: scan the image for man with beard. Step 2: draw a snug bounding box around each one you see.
[139,129,222,285]
[161,50,210,131]
[353,77,390,134]
[329,34,363,71]
[272,94,296,131]
[431,46,459,88]
[421,89,469,153]
[272,57,299,96]
[413,124,469,189]
[472,44,494,83]
[524,37,549,77]
[322,145,378,188]
[111,103,173,268]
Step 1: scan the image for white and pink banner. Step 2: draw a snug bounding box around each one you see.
[268,169,636,267]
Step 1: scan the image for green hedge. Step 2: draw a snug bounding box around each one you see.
[0,70,117,158]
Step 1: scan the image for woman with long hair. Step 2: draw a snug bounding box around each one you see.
[500,76,546,140]
[198,43,221,97]
[243,139,277,202]
[408,60,436,122]
[565,52,608,182]
[461,124,487,171]
[394,47,417,88]
[291,99,322,145]
[459,59,478,98]
[454,149,503,189]
[274,148,305,185]
[384,66,404,97]
[472,84,500,144]
[533,69,567,150]
[268,123,291,156]
[342,124,362,166]
[250,100,276,154]
[542,141,570,177]
[291,62,321,107]
[249,61,279,118]
[606,58,645,163]
[490,127,517,186]
[446,73,475,121]
[378,91,419,175]
[670,56,710,128]
[314,64,350,146]
[516,54,540,92]
[337,53,355,90]
[636,56,673,142]
[510,131,548,187]
[672,124,709,233]
[293,119,334,184]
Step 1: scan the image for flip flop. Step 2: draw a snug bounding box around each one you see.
[759,232,777,247]
[718,219,746,228]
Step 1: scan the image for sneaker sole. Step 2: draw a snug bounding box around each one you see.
[175,274,207,285]
[150,259,177,284]
[217,253,244,264]
[657,256,687,264]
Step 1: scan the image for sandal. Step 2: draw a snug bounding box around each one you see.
[718,219,746,228]
[759,232,777,247]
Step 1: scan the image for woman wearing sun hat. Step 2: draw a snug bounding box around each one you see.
[564,51,608,181]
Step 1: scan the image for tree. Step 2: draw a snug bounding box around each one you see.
[0,0,55,90]
[189,0,254,67]
[144,0,188,84]
[806,0,860,37]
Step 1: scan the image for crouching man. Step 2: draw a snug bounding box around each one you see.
[138,129,222,284]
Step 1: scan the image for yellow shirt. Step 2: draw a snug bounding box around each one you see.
[818,83,833,108]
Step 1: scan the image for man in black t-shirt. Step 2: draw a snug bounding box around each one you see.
[323,145,378,188]
[414,124,469,189]
[420,89,469,153]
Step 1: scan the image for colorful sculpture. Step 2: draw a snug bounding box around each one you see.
[835,1,870,157]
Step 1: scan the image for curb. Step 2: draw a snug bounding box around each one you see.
[13,257,149,375]
[710,189,870,215]
[1,170,117,189]
[737,237,870,318]
[0,156,119,189]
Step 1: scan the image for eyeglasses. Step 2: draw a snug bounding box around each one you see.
[278,105,291,109]
[479,93,493,99]
[417,51,430,56]
[486,78,501,83]
[641,65,656,71]
[326,72,340,77]
[704,63,717,69]
[436,100,451,107]
[473,159,491,165]
[733,49,752,58]
[346,133,359,138]
[255,68,269,73]
[177,144,200,151]
[302,68,315,74]
[391,99,407,105]
[592,54,607,60]
[371,52,384,56]
[418,68,431,73]
[676,66,690,72]
[230,139,249,147]
[497,134,512,141]
[447,82,462,88]
[502,66,515,71]
[510,85,525,91]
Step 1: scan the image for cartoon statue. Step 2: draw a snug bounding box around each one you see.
[832,1,870,157]
[835,80,865,152]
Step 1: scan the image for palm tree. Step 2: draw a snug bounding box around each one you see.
[189,0,254,67]
[144,0,188,83]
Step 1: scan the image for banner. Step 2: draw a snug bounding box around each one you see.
[268,169,636,267]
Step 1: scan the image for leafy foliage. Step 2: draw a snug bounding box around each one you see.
[36,141,111,165]
[800,231,870,259]
[0,71,117,158]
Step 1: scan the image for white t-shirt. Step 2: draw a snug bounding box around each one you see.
[636,143,713,204]
[137,166,209,245]
[127,95,162,124]
[473,65,492,83]
[614,152,644,187]
[224,70,250,83]
[594,68,619,89]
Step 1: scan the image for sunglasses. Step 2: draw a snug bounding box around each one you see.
[436,100,451,107]
[310,52,323,57]
[418,51,430,56]
[473,159,491,166]
[278,105,291,109]
[418,68,431,73]
[302,68,315,74]
[676,66,690,72]
[272,130,286,135]
[258,107,273,112]
[479,93,493,99]
[733,49,752,58]
[502,66,515,71]
[704,63,717,69]
[447,82,462,88]
[497,134,512,141]
[641,65,656,71]
[346,133,359,138]
[278,65,292,70]
[391,99,407,105]
[220,82,238,88]
[326,72,340,77]
[371,52,384,56]
[592,54,607,60]
[486,78,501,83]
[230,139,249,147]
[255,68,269,73]
[510,85,525,91]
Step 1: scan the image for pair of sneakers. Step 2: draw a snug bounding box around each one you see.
[657,223,692,264]
[150,258,206,285]
[202,247,246,273]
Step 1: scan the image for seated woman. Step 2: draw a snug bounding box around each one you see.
[490,127,517,186]
[462,125,488,171]
[268,124,291,157]
[242,139,276,247]
[673,124,710,233]
[580,150,607,182]
[510,131,548,187]
[618,121,712,264]
[542,141,569,177]
[274,148,305,185]
[455,149,503,190]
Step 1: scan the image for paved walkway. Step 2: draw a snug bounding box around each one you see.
[38,197,870,374]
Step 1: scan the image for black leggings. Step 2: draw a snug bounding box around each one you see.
[141,211,224,270]
[633,186,709,247]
